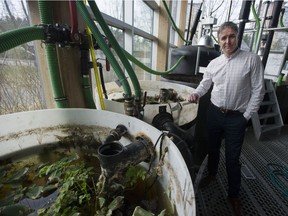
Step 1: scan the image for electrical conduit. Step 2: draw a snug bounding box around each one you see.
[38,0,68,108]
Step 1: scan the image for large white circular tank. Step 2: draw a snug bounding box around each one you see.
[0,109,195,216]
[101,80,198,126]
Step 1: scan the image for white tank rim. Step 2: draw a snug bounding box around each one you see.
[0,108,196,216]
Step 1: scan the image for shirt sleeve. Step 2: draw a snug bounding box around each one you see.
[243,55,265,120]
[194,64,213,97]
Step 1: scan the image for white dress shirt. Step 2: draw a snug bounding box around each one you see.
[194,49,265,120]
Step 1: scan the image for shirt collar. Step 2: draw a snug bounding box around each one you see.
[223,48,240,59]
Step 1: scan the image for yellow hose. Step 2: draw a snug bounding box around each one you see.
[82,5,105,110]
[87,27,106,110]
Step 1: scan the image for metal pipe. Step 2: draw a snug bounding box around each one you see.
[255,1,270,54]
[188,2,203,44]
[186,0,193,43]
[195,46,201,75]
[245,26,288,33]
[264,27,288,31]
[262,1,284,68]
[238,0,252,48]
[227,0,233,21]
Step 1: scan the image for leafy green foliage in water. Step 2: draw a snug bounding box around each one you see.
[0,150,174,216]
[126,165,147,186]
[37,153,95,215]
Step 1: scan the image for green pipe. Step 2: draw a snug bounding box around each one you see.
[87,0,142,100]
[251,1,261,50]
[162,0,190,44]
[38,0,68,108]
[279,10,288,32]
[76,1,132,99]
[38,0,53,24]
[122,49,185,75]
[82,75,96,109]
[0,26,44,53]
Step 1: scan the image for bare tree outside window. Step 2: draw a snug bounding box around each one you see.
[134,0,153,34]
[0,0,45,115]
[95,0,123,20]
[133,35,152,80]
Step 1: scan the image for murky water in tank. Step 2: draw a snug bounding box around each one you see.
[0,141,176,215]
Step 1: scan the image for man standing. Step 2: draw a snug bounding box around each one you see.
[188,21,264,215]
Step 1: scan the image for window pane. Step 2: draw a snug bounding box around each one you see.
[264,31,288,79]
[95,0,123,20]
[0,0,45,115]
[133,35,152,80]
[169,1,178,45]
[93,26,124,84]
[134,0,153,34]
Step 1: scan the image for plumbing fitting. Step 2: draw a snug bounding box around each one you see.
[40,24,75,47]
[104,124,128,144]
[152,111,194,149]
[124,97,134,116]
[98,135,155,179]
[134,97,143,119]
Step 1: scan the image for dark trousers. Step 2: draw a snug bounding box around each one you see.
[206,103,247,198]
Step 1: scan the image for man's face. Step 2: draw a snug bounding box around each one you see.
[218,27,238,57]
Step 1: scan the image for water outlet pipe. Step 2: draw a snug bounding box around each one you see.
[152,111,195,177]
[98,136,155,179]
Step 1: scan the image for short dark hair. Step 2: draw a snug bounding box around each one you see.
[217,21,239,38]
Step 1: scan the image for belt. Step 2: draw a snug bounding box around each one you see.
[211,103,241,114]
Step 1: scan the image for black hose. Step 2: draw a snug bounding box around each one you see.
[152,112,195,177]
[188,3,203,45]
[97,62,108,99]
[186,0,193,43]
[104,124,128,144]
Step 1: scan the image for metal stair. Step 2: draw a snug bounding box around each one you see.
[251,79,283,140]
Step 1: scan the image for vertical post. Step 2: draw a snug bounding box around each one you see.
[27,1,87,108]
[156,0,171,75]
[238,0,252,48]
[262,1,284,68]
